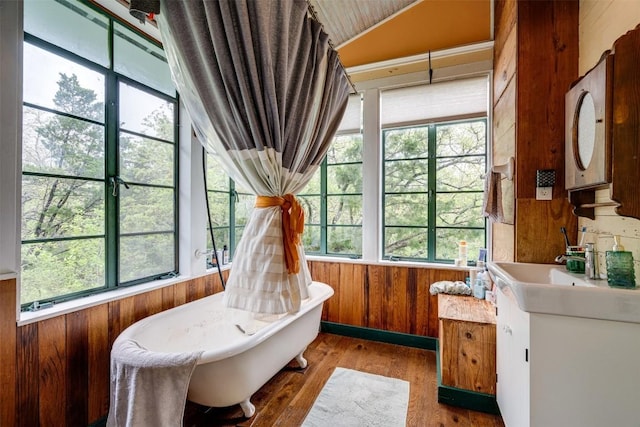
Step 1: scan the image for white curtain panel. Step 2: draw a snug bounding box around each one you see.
[132,0,349,313]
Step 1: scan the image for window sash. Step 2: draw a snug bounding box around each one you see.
[20,1,178,309]
[382,119,487,264]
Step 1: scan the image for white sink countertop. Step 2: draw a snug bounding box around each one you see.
[487,261,640,323]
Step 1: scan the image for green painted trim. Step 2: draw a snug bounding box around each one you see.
[88,416,106,427]
[435,341,500,415]
[320,321,437,350]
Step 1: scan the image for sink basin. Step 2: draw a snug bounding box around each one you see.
[488,261,640,323]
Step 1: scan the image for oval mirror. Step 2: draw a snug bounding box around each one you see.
[573,91,596,170]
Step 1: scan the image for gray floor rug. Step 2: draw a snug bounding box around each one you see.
[302,367,410,427]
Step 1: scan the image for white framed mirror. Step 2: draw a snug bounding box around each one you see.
[574,91,596,170]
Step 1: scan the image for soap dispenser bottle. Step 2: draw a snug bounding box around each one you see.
[605,236,636,288]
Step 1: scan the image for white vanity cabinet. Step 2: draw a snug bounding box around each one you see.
[495,285,529,427]
[495,284,640,427]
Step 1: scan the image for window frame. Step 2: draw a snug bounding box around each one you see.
[300,130,364,259]
[381,117,488,264]
[20,1,179,310]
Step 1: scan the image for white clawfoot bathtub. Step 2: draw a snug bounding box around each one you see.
[114,281,333,418]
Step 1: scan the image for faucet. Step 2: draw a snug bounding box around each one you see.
[554,254,586,264]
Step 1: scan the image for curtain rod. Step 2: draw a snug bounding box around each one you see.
[306,1,358,94]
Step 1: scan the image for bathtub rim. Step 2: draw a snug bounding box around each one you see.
[113,281,334,365]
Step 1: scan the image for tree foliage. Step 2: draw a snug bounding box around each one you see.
[21,73,176,304]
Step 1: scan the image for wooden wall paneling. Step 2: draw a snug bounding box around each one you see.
[365,264,386,330]
[309,261,341,321]
[0,279,17,427]
[413,268,431,336]
[513,0,579,263]
[493,26,517,102]
[405,268,418,335]
[516,198,577,263]
[173,280,188,307]
[338,263,366,326]
[494,0,516,52]
[17,323,39,427]
[66,310,89,426]
[516,0,576,199]
[162,285,176,311]
[611,25,640,219]
[37,316,66,427]
[493,80,517,145]
[386,266,409,333]
[87,304,110,423]
[133,288,163,323]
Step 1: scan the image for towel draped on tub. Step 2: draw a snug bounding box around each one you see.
[107,339,203,427]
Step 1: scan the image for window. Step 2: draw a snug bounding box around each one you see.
[20,0,178,308]
[381,77,488,263]
[205,153,253,266]
[299,94,363,257]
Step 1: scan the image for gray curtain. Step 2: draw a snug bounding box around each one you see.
[132,0,349,313]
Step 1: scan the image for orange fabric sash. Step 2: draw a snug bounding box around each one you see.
[255,194,304,275]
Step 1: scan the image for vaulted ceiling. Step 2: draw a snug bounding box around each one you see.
[310,0,492,69]
[110,0,493,82]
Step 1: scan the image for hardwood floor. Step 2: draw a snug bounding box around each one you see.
[183,333,505,426]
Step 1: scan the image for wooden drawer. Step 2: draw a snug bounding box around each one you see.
[438,294,496,395]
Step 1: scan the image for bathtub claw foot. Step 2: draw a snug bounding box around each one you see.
[240,399,255,418]
[295,351,308,369]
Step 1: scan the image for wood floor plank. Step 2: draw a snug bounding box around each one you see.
[183,333,504,427]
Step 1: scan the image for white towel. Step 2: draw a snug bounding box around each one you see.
[106,339,203,427]
[483,171,505,223]
[429,281,472,296]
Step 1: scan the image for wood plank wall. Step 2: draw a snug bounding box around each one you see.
[514,0,579,264]
[493,0,579,264]
[492,0,518,262]
[1,261,465,426]
[309,261,466,338]
[1,272,227,427]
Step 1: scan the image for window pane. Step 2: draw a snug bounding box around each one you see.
[436,228,485,262]
[235,193,254,226]
[303,225,321,253]
[114,23,175,96]
[120,134,173,186]
[22,107,105,179]
[384,194,428,226]
[120,234,174,282]
[21,176,104,240]
[436,193,485,227]
[299,195,321,224]
[384,227,428,258]
[328,226,362,255]
[119,82,175,140]
[301,168,321,195]
[21,239,105,304]
[206,156,230,191]
[385,159,429,193]
[436,157,485,192]
[24,0,109,67]
[23,43,105,122]
[207,228,230,256]
[327,134,363,163]
[207,192,230,227]
[327,164,362,193]
[327,195,362,226]
[120,186,174,234]
[436,121,486,157]
[384,127,428,160]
